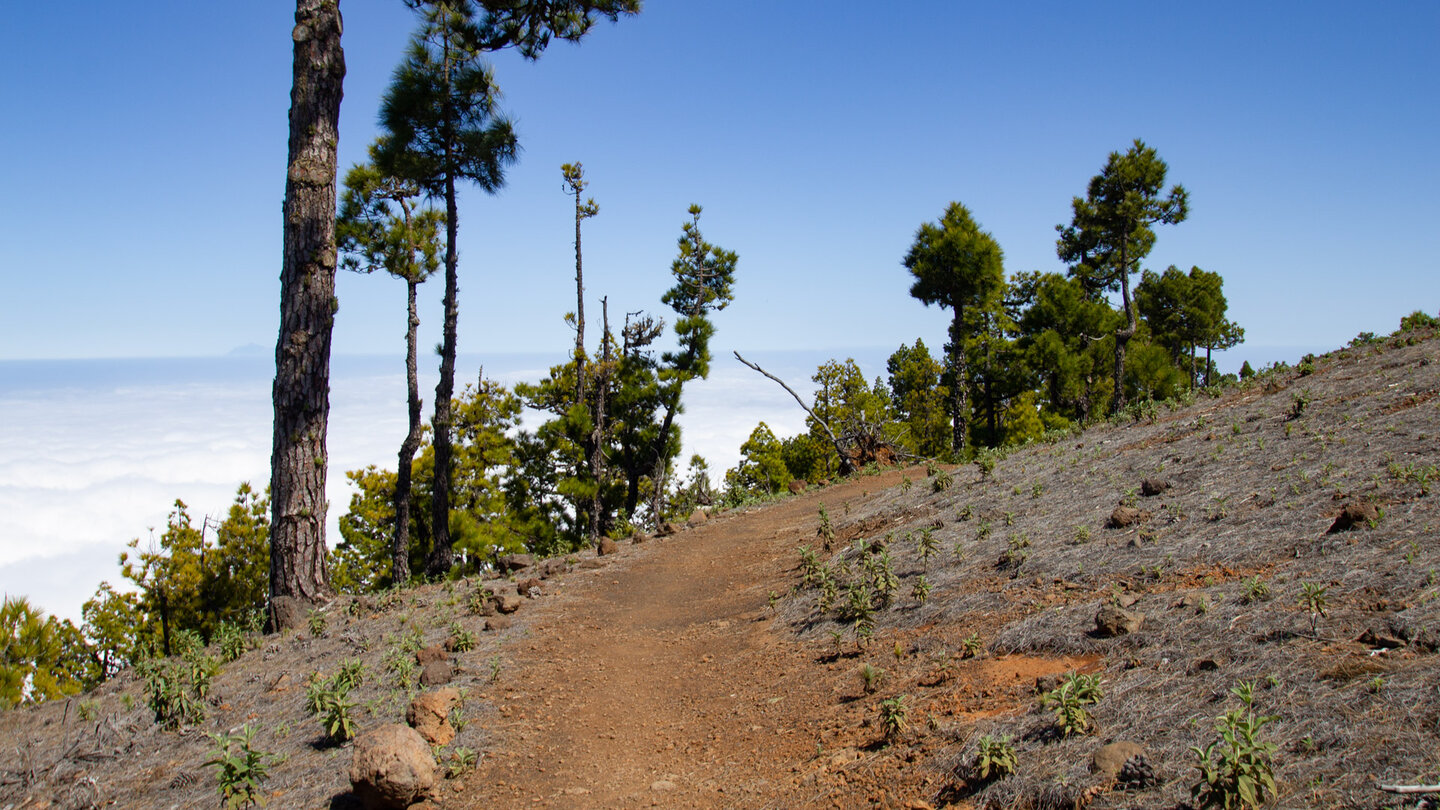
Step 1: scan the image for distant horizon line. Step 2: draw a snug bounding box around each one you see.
[0,341,1313,366]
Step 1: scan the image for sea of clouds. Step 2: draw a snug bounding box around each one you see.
[0,350,858,622]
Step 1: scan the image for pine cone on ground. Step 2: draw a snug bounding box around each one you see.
[1117,754,1157,788]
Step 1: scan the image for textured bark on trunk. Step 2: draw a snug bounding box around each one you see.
[427,175,460,578]
[1111,237,1136,416]
[269,0,343,628]
[574,194,586,407]
[588,298,610,545]
[392,278,422,586]
[948,312,969,457]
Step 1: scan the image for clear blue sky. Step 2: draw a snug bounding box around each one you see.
[2,1,1436,365]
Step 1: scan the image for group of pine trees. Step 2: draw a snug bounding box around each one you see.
[726,140,1243,499]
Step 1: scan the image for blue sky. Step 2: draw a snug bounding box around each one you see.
[3,2,1436,366]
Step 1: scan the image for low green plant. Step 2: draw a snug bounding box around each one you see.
[137,656,208,729]
[860,663,885,693]
[214,620,248,663]
[878,694,909,742]
[317,688,356,742]
[171,628,205,659]
[1040,672,1103,737]
[77,699,98,721]
[487,655,503,684]
[1190,703,1279,810]
[816,503,836,548]
[448,622,477,652]
[1241,576,1271,604]
[973,733,1017,781]
[1073,525,1091,544]
[917,528,938,571]
[1367,675,1385,694]
[974,454,996,480]
[961,632,982,659]
[1298,581,1328,636]
[205,725,278,808]
[911,574,932,605]
[1287,391,1311,421]
[307,608,327,637]
[900,475,913,492]
[384,647,419,691]
[931,468,954,492]
[446,746,478,778]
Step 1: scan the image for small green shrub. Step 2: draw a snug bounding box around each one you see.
[1190,705,1279,810]
[1298,582,1328,636]
[911,575,932,605]
[961,632,982,659]
[973,733,1017,781]
[917,528,938,570]
[1040,672,1103,737]
[214,621,248,663]
[931,468,954,492]
[448,622,477,653]
[205,725,278,809]
[307,609,327,637]
[860,662,885,693]
[446,746,478,779]
[816,503,836,548]
[879,694,909,742]
[1241,576,1271,604]
[900,476,913,492]
[137,654,210,729]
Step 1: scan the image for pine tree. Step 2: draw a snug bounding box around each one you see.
[647,205,738,523]
[337,153,444,586]
[376,1,519,578]
[1056,139,1188,415]
[269,0,345,630]
[904,202,1007,456]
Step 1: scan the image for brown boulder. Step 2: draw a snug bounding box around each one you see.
[537,558,569,579]
[349,724,438,809]
[597,537,620,556]
[1096,604,1145,637]
[1329,500,1379,533]
[516,578,542,597]
[1091,741,1146,779]
[415,645,447,666]
[419,659,454,687]
[406,688,461,746]
[483,616,512,632]
[492,592,523,615]
[496,553,534,573]
[1140,478,1170,497]
[1107,506,1149,528]
[689,508,709,525]
[787,479,807,494]
[656,521,681,537]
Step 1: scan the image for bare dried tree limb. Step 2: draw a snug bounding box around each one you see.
[1377,783,1440,794]
[733,351,855,476]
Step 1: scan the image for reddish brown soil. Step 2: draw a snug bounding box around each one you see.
[450,470,1080,809]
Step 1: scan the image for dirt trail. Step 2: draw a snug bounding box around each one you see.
[459,470,920,808]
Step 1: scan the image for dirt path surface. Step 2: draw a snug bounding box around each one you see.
[460,470,932,809]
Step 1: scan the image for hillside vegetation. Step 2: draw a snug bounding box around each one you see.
[2,325,1437,809]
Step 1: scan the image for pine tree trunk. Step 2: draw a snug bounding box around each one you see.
[428,174,459,577]
[948,312,969,457]
[588,298,609,545]
[269,0,343,628]
[1111,241,1136,415]
[574,195,586,407]
[392,278,422,586]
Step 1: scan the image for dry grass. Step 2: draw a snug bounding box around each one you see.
[778,327,1440,808]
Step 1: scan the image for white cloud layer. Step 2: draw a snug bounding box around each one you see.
[0,351,866,622]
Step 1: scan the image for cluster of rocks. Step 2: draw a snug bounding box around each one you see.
[347,687,463,809]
